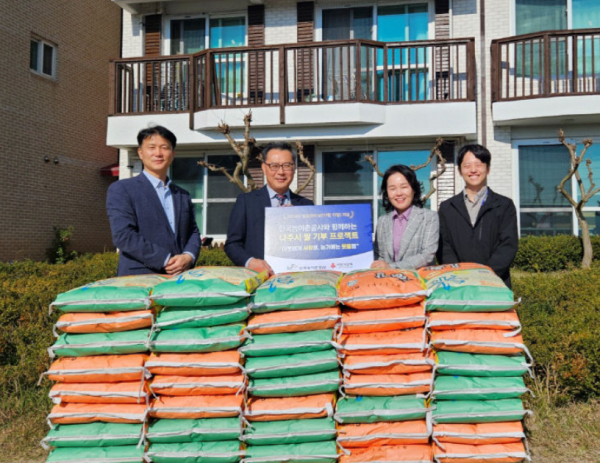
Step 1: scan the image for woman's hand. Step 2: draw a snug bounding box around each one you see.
[370,260,391,269]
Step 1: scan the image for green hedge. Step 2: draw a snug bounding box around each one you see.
[514,268,600,403]
[0,247,231,397]
[0,250,597,405]
[513,235,600,272]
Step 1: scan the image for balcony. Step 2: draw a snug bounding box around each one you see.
[492,28,600,126]
[107,38,476,146]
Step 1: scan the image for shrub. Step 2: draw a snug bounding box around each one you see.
[0,247,232,398]
[514,235,583,272]
[45,226,78,264]
[196,246,233,266]
[514,268,600,403]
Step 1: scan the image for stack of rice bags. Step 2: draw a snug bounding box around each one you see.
[420,263,532,463]
[241,271,342,463]
[43,275,164,463]
[335,269,434,463]
[143,267,266,463]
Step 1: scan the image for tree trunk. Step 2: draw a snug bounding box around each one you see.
[576,210,593,269]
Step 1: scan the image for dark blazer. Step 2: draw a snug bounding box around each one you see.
[224,186,313,266]
[437,188,518,288]
[106,173,201,276]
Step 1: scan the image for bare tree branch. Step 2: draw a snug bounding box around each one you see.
[363,138,446,203]
[419,138,446,203]
[198,160,248,192]
[364,154,385,178]
[240,111,257,191]
[557,129,597,268]
[295,141,316,195]
[557,130,582,209]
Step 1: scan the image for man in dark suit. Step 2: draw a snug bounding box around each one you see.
[224,142,313,276]
[106,126,201,276]
[437,144,518,287]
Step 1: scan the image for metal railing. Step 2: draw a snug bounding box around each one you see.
[492,28,600,101]
[109,37,475,121]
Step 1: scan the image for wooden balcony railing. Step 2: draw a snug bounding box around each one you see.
[492,28,600,102]
[109,37,475,122]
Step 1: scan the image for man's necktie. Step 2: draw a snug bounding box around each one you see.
[276,194,286,206]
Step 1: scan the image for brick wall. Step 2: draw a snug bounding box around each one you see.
[265,0,298,45]
[0,0,121,261]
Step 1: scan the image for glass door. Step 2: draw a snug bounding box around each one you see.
[322,7,373,101]
[377,4,429,102]
[210,17,246,105]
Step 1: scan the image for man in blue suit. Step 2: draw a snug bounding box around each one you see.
[224,142,313,276]
[106,126,201,276]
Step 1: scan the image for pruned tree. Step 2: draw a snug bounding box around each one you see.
[198,111,315,195]
[557,129,599,269]
[364,137,446,202]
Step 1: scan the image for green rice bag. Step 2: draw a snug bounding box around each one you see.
[46,445,144,462]
[239,330,333,357]
[244,442,338,463]
[433,376,529,400]
[245,349,339,379]
[251,272,340,312]
[432,399,531,424]
[145,441,243,463]
[147,418,241,444]
[151,268,266,308]
[436,352,531,377]
[155,302,250,330]
[242,418,336,445]
[419,264,517,312]
[334,395,428,424]
[50,275,166,313]
[48,330,150,358]
[42,423,143,448]
[248,371,340,397]
[149,325,246,353]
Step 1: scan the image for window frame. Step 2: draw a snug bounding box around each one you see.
[163,12,248,56]
[30,37,57,79]
[513,138,600,237]
[510,0,600,35]
[316,145,438,229]
[315,0,434,42]
[170,151,250,239]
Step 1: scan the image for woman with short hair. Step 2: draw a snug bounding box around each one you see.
[371,165,439,269]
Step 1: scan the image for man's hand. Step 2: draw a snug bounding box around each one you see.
[247,258,274,277]
[370,259,391,269]
[165,253,194,275]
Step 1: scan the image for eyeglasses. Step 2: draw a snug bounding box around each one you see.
[264,162,295,172]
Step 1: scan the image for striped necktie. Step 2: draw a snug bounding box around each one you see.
[276,194,286,206]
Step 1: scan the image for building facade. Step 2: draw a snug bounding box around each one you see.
[0,0,122,261]
[107,0,600,241]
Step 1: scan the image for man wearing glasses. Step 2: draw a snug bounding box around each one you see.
[437,144,518,288]
[224,142,313,276]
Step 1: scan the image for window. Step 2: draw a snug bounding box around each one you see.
[170,154,244,237]
[205,155,241,235]
[30,38,56,78]
[321,148,434,225]
[322,7,373,41]
[209,17,246,48]
[518,144,600,236]
[171,18,206,55]
[377,4,430,102]
[210,17,246,97]
[514,0,600,82]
